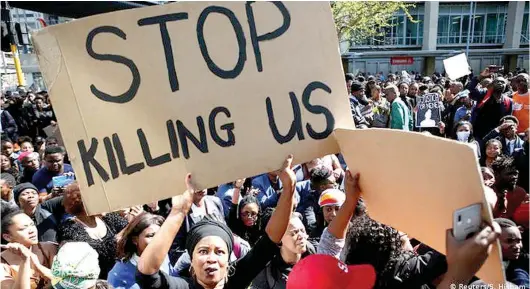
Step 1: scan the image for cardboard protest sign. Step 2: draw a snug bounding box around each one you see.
[43,124,64,147]
[334,128,505,286]
[443,53,471,80]
[415,93,442,128]
[32,2,354,214]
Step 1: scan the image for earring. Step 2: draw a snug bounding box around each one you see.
[227,264,236,277]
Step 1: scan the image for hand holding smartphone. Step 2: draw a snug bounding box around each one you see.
[453,203,482,241]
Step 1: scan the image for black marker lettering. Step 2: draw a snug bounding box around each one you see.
[266,92,304,144]
[246,1,291,72]
[86,26,141,104]
[302,81,335,140]
[103,136,119,179]
[138,13,188,92]
[177,118,209,159]
[197,6,246,79]
[77,138,110,186]
[137,128,171,167]
[209,106,235,147]
[166,120,180,159]
[112,133,145,175]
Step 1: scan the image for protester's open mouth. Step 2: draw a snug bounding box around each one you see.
[205,267,218,276]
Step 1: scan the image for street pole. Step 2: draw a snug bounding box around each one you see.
[465,1,474,57]
[10,43,25,86]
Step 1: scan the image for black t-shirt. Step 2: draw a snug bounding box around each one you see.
[136,234,280,289]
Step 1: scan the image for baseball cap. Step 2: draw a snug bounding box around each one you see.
[351,81,365,92]
[287,254,376,289]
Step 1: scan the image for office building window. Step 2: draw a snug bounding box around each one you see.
[438,15,450,44]
[406,15,423,45]
[522,13,529,44]
[485,13,507,44]
[449,15,462,43]
[472,15,485,43]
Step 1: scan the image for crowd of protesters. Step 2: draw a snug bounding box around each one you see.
[0,65,528,289]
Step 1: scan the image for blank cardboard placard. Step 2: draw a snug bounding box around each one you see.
[443,53,471,80]
[334,128,505,286]
[32,2,354,214]
[43,124,64,147]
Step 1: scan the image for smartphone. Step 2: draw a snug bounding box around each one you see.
[453,203,482,241]
[488,65,502,73]
[52,175,74,188]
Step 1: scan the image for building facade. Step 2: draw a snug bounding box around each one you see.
[342,1,529,76]
[1,8,70,91]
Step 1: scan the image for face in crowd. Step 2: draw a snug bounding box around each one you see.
[21,153,40,172]
[45,151,64,174]
[1,141,14,156]
[399,83,408,97]
[500,119,517,139]
[481,167,495,188]
[496,165,519,191]
[191,235,229,287]
[19,141,34,153]
[2,212,38,247]
[281,215,308,256]
[485,140,502,160]
[408,83,419,97]
[455,122,472,142]
[240,199,259,227]
[0,154,11,171]
[499,221,522,261]
[0,178,13,201]
[323,205,340,224]
[18,188,39,212]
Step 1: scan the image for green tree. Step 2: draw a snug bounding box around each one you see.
[332,1,417,46]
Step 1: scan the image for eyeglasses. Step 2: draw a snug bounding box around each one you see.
[240,211,258,219]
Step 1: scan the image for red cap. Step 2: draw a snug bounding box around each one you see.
[287,254,376,289]
[17,151,32,162]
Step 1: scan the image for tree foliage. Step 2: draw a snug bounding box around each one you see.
[332,1,417,45]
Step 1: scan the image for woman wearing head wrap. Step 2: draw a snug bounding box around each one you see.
[137,155,298,289]
[227,186,262,246]
[308,188,345,248]
[249,212,314,289]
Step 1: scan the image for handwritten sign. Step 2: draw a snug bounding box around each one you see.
[334,128,505,286]
[416,93,441,128]
[32,2,354,214]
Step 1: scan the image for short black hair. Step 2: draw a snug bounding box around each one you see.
[345,73,355,82]
[491,155,517,175]
[310,166,333,188]
[17,136,32,146]
[44,145,66,156]
[1,207,25,244]
[0,173,16,188]
[46,136,58,143]
[494,218,516,228]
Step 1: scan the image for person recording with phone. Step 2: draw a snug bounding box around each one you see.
[31,146,75,203]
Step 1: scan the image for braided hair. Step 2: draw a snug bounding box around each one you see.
[345,214,415,288]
